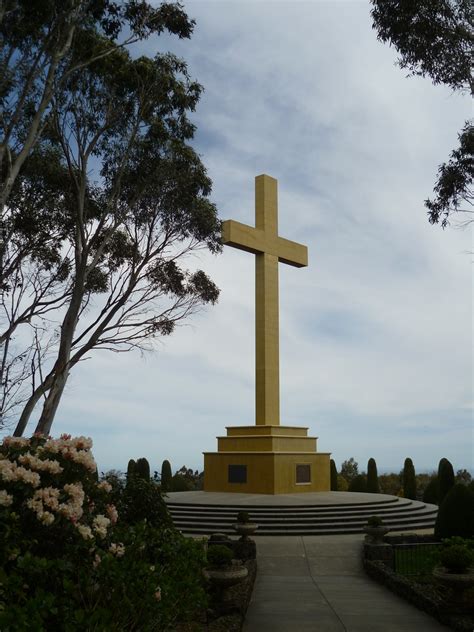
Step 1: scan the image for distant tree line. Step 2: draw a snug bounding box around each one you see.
[126,457,203,492]
[330,456,473,504]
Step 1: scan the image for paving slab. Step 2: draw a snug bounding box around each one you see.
[243,534,450,632]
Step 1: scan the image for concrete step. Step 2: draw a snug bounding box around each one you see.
[166,497,437,536]
[166,496,403,511]
[175,520,437,536]
[168,503,427,520]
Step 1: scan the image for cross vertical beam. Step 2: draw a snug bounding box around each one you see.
[221,174,308,427]
[255,175,279,424]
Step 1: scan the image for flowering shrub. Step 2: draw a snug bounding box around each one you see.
[0,434,207,630]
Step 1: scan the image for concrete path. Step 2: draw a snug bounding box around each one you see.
[243,534,449,632]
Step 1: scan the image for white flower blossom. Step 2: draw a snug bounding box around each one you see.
[77,524,94,541]
[109,542,125,557]
[0,460,40,487]
[39,511,55,525]
[18,453,63,475]
[97,481,112,493]
[2,436,29,448]
[0,489,13,506]
[92,514,110,539]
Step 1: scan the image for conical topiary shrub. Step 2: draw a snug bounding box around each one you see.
[403,458,416,500]
[422,476,438,505]
[127,459,136,481]
[161,459,172,492]
[438,458,455,505]
[136,457,150,481]
[434,483,474,539]
[367,458,379,494]
[330,459,338,491]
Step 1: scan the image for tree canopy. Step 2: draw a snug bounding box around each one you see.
[1,2,222,435]
[370,0,473,228]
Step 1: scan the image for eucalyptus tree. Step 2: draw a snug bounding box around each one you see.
[1,1,199,428]
[371,0,473,228]
[12,39,221,437]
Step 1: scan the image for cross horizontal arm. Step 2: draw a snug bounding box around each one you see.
[277,237,308,268]
[222,219,266,255]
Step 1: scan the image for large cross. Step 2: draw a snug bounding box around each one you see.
[222,174,308,426]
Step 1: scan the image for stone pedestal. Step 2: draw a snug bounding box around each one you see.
[204,425,330,494]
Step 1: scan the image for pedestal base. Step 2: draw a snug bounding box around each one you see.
[204,425,330,494]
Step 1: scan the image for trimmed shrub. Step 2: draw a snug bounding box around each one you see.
[439,544,474,572]
[403,458,417,500]
[160,459,172,492]
[237,511,250,523]
[330,459,338,491]
[127,458,136,480]
[435,483,474,539]
[438,458,455,505]
[422,476,438,505]
[207,545,233,568]
[349,474,367,492]
[367,458,379,494]
[135,457,150,481]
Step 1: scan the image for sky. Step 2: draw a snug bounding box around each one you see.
[8,1,473,476]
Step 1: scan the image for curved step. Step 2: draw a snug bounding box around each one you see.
[165,494,437,536]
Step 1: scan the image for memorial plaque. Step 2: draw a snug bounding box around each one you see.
[296,464,311,483]
[228,464,247,483]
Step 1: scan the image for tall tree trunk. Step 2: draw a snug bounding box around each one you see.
[34,369,69,435]
[13,373,53,436]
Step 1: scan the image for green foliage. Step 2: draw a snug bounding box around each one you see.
[330,459,338,491]
[439,544,474,573]
[455,468,473,486]
[370,0,473,229]
[237,511,250,523]
[206,545,233,568]
[171,473,194,492]
[337,474,349,492]
[349,474,367,493]
[415,472,436,500]
[423,476,439,505]
[370,0,472,91]
[170,466,203,492]
[378,472,402,496]
[435,483,474,539]
[367,515,383,527]
[160,459,172,492]
[0,434,206,629]
[438,458,455,504]
[119,476,172,528]
[340,457,359,483]
[135,457,150,481]
[127,458,136,481]
[425,123,473,228]
[403,458,417,500]
[367,458,379,494]
[5,0,223,437]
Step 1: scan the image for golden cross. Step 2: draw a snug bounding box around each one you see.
[222,174,308,426]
